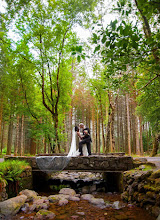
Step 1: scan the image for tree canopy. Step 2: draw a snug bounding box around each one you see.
[0,0,159,156]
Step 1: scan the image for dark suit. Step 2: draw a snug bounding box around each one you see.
[79,127,91,156]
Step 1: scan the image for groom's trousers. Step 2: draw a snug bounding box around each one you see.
[79,137,91,156]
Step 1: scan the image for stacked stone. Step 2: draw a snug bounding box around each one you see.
[0,179,8,201]
[19,166,33,191]
[0,166,32,202]
[121,168,160,218]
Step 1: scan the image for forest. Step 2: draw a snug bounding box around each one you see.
[0,0,160,157]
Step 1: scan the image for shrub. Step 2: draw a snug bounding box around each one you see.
[0,160,29,183]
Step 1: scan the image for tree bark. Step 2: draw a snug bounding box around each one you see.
[150,133,159,156]
[30,138,36,155]
[105,117,110,153]
[0,95,3,147]
[100,102,105,153]
[44,138,47,154]
[20,115,24,156]
[97,108,100,154]
[135,115,140,155]
[108,92,117,152]
[119,96,124,152]
[126,94,131,155]
[7,115,13,155]
[116,95,120,152]
[91,108,96,153]
[14,115,19,156]
[1,121,5,154]
[54,113,61,153]
[139,116,144,156]
[134,0,159,63]
[132,91,141,155]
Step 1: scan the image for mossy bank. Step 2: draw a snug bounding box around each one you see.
[122,165,160,218]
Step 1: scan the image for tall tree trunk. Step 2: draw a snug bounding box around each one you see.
[119,96,124,152]
[14,115,19,156]
[63,116,67,153]
[135,115,140,155]
[20,114,24,156]
[43,138,47,154]
[96,119,98,153]
[18,117,22,155]
[100,109,105,153]
[139,116,144,156]
[124,96,128,154]
[109,119,113,152]
[126,94,131,155]
[54,113,60,153]
[91,108,96,153]
[116,95,120,152]
[108,92,117,152]
[106,109,115,153]
[146,123,149,154]
[133,91,141,155]
[150,133,159,156]
[48,141,51,154]
[30,138,36,155]
[131,98,136,154]
[97,109,100,154]
[105,118,110,153]
[7,115,13,155]
[1,121,5,154]
[0,95,3,146]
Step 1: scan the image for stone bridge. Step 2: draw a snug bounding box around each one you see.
[5,153,134,172]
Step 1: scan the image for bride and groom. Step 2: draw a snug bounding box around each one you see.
[36,122,92,173]
[75,123,92,156]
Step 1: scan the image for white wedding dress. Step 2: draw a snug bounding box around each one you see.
[36,128,88,173]
[68,129,88,157]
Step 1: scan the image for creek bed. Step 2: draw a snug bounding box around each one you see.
[12,171,156,220]
[13,192,156,220]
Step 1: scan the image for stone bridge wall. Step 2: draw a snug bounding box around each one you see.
[5,155,133,172]
[65,156,133,171]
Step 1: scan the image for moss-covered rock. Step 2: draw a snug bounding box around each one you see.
[35,209,56,219]
[122,166,160,217]
[0,195,27,217]
[0,179,7,201]
[144,184,160,192]
[59,188,76,196]
[19,189,38,201]
[121,191,128,201]
[48,194,69,203]
[146,191,156,199]
[150,169,160,179]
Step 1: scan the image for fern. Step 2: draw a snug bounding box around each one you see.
[0,160,29,183]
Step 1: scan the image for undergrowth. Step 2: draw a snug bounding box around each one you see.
[0,160,29,183]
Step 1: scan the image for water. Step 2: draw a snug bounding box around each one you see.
[11,171,156,220]
[14,192,156,220]
[12,172,156,220]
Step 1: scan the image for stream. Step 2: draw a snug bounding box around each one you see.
[13,171,156,220]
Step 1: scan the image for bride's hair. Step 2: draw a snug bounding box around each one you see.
[75,126,79,132]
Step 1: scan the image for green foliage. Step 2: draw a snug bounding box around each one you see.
[92,0,160,136]
[0,160,29,183]
[50,184,70,192]
[0,0,100,157]
[0,0,99,151]
[2,147,14,154]
[136,77,160,133]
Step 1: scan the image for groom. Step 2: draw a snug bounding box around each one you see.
[75,123,92,156]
